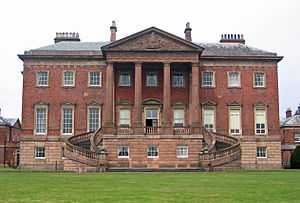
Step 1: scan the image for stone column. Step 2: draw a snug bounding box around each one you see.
[162,62,172,134]
[133,62,143,134]
[189,63,201,133]
[103,62,114,133]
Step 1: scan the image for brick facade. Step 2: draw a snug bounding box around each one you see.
[18,23,283,171]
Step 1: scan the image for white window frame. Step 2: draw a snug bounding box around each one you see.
[256,147,267,158]
[294,133,300,143]
[119,71,131,87]
[119,109,131,127]
[202,106,216,132]
[201,71,215,87]
[87,106,101,132]
[36,71,49,87]
[147,145,159,158]
[176,145,188,158]
[229,106,242,136]
[63,71,75,87]
[88,72,102,87]
[172,71,185,87]
[228,72,241,88]
[173,109,185,127]
[144,107,160,127]
[35,146,46,159]
[146,72,158,87]
[118,146,129,159]
[61,105,75,135]
[255,106,267,136]
[34,105,48,136]
[253,72,266,88]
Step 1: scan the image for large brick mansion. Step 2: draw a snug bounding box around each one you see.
[18,22,283,171]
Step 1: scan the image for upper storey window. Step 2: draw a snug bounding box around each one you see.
[254,72,265,88]
[119,72,131,87]
[202,71,215,87]
[36,71,49,87]
[34,105,48,135]
[146,72,158,87]
[63,71,75,87]
[228,72,241,87]
[89,72,101,87]
[295,133,300,143]
[172,72,184,87]
[173,109,184,127]
[255,106,267,135]
[119,109,131,127]
[61,105,74,135]
[87,106,101,132]
[203,106,216,132]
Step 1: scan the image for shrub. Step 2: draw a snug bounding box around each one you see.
[291,146,300,169]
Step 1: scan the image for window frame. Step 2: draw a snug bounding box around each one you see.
[62,70,76,87]
[229,106,242,136]
[87,105,101,132]
[119,109,131,127]
[173,109,185,127]
[36,71,49,87]
[118,146,129,159]
[253,72,266,88]
[146,71,158,87]
[172,71,185,88]
[176,145,188,158]
[147,145,159,158]
[254,106,268,136]
[34,104,48,136]
[256,147,267,158]
[119,71,131,87]
[294,133,300,143]
[201,71,215,88]
[88,71,102,87]
[61,105,75,136]
[227,71,241,88]
[35,146,46,159]
[202,106,216,132]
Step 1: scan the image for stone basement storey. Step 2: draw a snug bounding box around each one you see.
[18,21,283,171]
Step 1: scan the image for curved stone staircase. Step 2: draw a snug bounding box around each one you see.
[64,127,240,172]
[64,128,107,171]
[199,128,241,170]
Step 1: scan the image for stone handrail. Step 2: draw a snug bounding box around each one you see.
[199,128,240,167]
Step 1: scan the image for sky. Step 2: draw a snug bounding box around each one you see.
[0,0,299,120]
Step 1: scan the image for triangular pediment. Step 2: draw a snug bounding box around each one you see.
[101,27,204,52]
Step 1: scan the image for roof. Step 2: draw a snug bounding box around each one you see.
[281,115,300,128]
[26,41,279,58]
[0,116,19,127]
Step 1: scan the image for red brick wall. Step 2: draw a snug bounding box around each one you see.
[22,63,106,136]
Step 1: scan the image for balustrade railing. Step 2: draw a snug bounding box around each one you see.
[173,127,191,135]
[144,127,161,135]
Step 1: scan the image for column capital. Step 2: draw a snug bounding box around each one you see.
[191,62,200,67]
[163,62,171,66]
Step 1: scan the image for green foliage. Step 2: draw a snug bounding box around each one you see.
[0,170,300,203]
[291,146,300,169]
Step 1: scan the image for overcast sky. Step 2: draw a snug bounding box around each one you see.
[0,0,299,120]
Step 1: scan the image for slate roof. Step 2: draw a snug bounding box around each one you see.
[0,116,19,127]
[281,115,300,127]
[28,41,278,57]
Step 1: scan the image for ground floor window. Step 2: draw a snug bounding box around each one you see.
[176,145,188,158]
[118,146,129,158]
[35,147,45,159]
[147,145,159,158]
[256,147,267,158]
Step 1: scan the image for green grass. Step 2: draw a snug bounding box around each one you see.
[0,169,300,203]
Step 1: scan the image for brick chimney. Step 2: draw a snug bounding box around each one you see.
[54,32,80,43]
[110,21,117,42]
[220,34,245,44]
[286,108,292,118]
[184,22,192,41]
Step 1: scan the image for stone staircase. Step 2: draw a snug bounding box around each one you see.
[64,127,241,172]
[199,128,241,170]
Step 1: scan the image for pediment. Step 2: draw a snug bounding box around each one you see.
[102,27,203,52]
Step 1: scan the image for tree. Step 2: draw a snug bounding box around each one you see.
[291,146,300,169]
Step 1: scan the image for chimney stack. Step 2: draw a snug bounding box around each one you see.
[54,32,80,43]
[220,34,245,44]
[286,108,292,118]
[110,21,117,42]
[184,22,192,41]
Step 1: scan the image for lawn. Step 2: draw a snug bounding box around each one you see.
[0,169,299,203]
